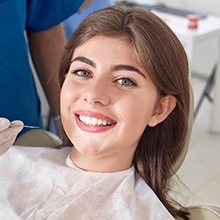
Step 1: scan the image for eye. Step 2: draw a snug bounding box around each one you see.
[71,69,92,78]
[115,77,137,87]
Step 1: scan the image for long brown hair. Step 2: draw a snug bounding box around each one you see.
[59,5,190,219]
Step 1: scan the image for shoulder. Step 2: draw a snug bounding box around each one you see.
[0,146,72,216]
[134,174,175,219]
[0,146,72,192]
[0,146,71,172]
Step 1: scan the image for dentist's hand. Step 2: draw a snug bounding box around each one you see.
[0,118,23,156]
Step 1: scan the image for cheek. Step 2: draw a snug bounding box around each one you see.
[60,80,78,109]
[128,97,157,127]
[60,82,75,130]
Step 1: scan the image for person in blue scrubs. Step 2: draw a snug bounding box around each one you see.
[63,0,115,40]
[0,0,84,136]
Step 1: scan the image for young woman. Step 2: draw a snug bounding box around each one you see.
[0,5,190,219]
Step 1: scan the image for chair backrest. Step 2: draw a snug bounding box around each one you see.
[15,129,62,147]
[175,205,220,220]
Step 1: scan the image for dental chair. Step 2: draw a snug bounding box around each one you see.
[14,88,220,220]
[15,128,62,147]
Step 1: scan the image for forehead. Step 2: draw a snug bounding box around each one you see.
[69,36,154,82]
[72,36,142,65]
[72,35,144,69]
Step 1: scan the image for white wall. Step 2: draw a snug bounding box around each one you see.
[129,0,220,78]
[156,0,220,78]
[158,0,220,17]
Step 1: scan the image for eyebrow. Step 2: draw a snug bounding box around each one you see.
[112,64,146,78]
[71,56,146,78]
[71,56,96,67]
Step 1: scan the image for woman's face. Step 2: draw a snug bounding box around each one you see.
[61,36,161,171]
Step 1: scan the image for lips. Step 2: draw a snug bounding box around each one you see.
[74,110,117,132]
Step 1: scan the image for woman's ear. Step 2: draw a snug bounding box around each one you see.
[148,95,177,127]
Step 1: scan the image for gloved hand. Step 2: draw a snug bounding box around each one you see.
[0,118,23,156]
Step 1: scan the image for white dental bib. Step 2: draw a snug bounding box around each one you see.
[0,146,174,219]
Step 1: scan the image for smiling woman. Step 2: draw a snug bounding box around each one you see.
[59,4,190,219]
[0,4,190,220]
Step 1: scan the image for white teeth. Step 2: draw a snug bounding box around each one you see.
[91,117,97,125]
[78,115,112,126]
[97,119,102,125]
[86,116,90,125]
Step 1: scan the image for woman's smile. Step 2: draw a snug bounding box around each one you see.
[74,110,117,132]
[78,115,113,126]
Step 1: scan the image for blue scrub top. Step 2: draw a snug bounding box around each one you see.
[0,0,84,135]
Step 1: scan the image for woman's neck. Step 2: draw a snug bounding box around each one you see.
[70,147,133,173]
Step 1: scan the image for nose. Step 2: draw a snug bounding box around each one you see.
[82,80,110,106]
